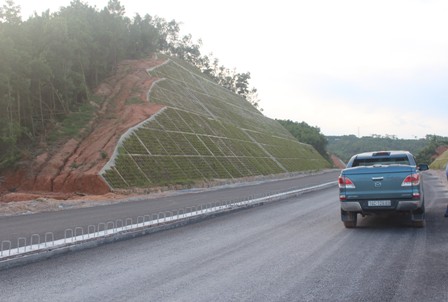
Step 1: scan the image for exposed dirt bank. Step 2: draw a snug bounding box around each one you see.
[0,56,166,199]
[330,154,346,169]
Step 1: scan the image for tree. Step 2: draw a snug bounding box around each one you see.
[106,0,125,16]
[0,0,21,24]
[277,119,329,160]
[0,1,262,170]
[416,135,448,164]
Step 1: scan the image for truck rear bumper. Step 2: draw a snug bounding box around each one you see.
[340,201,363,212]
[396,200,423,211]
[340,199,423,212]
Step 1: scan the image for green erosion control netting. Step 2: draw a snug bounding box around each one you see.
[101,57,330,189]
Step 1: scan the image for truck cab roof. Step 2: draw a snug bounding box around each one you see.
[347,150,416,168]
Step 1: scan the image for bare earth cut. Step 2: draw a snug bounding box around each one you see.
[0,56,167,204]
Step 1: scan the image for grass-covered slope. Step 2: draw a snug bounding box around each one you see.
[100,56,330,189]
[430,149,448,169]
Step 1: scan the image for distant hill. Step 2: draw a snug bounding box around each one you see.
[100,55,331,190]
[327,135,428,163]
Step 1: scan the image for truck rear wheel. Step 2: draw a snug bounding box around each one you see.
[343,219,357,228]
[342,210,357,228]
[413,220,425,228]
[411,202,425,228]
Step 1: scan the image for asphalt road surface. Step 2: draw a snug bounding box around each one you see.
[0,170,339,247]
[1,170,448,301]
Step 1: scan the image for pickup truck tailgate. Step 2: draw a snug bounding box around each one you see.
[341,165,415,200]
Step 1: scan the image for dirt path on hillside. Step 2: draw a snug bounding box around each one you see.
[0,56,167,202]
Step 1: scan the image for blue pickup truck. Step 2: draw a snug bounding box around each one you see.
[338,150,429,228]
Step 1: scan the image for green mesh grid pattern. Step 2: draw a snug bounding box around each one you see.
[101,58,330,189]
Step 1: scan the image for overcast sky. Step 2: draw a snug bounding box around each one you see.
[14,0,448,139]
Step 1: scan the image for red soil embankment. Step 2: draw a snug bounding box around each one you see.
[1,57,166,201]
[330,154,346,169]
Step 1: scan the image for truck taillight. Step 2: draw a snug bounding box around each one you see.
[338,176,355,189]
[401,173,420,186]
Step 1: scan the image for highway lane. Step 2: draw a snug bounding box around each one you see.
[0,170,339,247]
[1,170,448,301]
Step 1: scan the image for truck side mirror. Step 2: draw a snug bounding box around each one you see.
[418,164,429,171]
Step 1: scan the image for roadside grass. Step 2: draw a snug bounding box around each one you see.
[430,149,448,169]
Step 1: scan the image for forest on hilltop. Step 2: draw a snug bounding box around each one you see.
[327,134,448,164]
[0,0,260,169]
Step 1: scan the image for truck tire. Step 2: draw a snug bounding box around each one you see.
[342,211,357,228]
[413,220,425,228]
[411,202,425,228]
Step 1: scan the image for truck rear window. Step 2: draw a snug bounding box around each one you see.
[352,156,410,167]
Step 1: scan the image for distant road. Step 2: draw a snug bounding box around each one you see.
[2,170,447,301]
[0,170,339,246]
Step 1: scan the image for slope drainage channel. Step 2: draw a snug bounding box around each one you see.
[0,181,336,270]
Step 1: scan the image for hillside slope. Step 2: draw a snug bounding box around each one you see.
[1,57,166,197]
[1,54,330,199]
[100,55,330,190]
[429,147,448,169]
